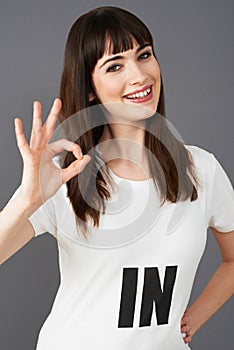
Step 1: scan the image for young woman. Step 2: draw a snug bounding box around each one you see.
[0,6,234,350]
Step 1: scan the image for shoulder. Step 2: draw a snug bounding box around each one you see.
[184,144,213,158]
[184,144,216,168]
[184,144,218,188]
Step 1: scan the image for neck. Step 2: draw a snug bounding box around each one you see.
[98,122,149,168]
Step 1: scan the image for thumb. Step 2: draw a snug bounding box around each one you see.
[61,155,91,183]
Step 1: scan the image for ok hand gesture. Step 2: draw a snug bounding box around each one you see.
[14,98,91,208]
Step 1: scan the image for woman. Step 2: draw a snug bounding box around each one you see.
[0,6,234,350]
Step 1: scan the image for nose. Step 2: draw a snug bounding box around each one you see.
[127,62,147,85]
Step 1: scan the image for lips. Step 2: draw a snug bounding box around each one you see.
[123,85,153,103]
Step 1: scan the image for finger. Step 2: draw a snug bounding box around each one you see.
[184,335,192,344]
[32,100,42,131]
[43,98,62,140]
[30,101,43,148]
[181,325,190,334]
[181,316,189,326]
[61,155,91,184]
[14,118,30,157]
[47,139,83,159]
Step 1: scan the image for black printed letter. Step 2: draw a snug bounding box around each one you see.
[118,268,138,328]
[139,266,178,327]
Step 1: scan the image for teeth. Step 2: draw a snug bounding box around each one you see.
[126,88,151,99]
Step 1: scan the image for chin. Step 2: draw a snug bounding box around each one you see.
[100,101,158,125]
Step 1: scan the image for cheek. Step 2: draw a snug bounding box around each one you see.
[152,62,161,81]
[101,79,124,100]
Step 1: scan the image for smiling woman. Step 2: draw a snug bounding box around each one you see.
[1,5,234,350]
[92,42,161,110]
[60,6,201,236]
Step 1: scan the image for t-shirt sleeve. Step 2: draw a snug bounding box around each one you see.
[28,198,57,238]
[6,186,57,238]
[207,154,234,232]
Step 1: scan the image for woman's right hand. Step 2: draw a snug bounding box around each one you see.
[14,98,91,208]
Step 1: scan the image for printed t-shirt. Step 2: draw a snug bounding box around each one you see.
[9,145,234,350]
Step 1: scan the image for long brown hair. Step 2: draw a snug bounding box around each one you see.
[59,6,202,237]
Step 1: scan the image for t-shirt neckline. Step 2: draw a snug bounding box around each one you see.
[107,166,153,184]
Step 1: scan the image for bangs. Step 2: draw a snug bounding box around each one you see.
[83,9,153,72]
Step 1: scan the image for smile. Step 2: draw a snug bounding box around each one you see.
[124,86,152,99]
[123,85,153,103]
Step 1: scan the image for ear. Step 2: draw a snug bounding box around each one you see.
[89,91,96,102]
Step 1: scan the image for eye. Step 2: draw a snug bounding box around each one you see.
[106,64,121,73]
[138,51,152,60]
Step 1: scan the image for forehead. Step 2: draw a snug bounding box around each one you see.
[104,36,139,54]
[88,30,153,73]
[100,38,147,61]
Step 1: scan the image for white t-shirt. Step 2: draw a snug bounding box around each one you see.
[10,145,234,350]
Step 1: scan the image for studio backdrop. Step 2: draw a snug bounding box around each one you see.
[0,1,233,349]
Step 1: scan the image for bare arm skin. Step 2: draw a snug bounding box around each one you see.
[0,99,91,265]
[0,198,36,265]
[181,227,234,344]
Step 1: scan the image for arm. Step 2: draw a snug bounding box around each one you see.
[0,197,36,265]
[0,99,90,265]
[181,227,234,343]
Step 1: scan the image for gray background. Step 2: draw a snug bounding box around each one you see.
[0,0,233,349]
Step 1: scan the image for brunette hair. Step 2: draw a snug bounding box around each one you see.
[59,6,202,237]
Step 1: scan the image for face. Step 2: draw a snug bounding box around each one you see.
[91,41,161,122]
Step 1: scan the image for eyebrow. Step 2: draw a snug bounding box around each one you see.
[99,43,152,69]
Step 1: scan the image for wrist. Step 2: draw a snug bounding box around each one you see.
[13,194,43,217]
